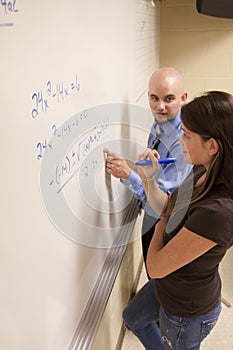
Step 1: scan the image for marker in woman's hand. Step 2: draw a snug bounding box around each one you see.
[135,158,176,166]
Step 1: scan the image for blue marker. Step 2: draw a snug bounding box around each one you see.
[135,157,176,166]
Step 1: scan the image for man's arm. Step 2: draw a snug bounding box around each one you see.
[104,148,149,205]
[103,148,166,217]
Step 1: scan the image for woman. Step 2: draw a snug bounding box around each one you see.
[122,91,233,350]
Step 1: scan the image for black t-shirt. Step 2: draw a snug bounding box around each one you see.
[154,166,233,318]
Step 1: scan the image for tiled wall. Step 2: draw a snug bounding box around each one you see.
[161,0,233,100]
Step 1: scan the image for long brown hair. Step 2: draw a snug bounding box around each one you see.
[166,91,233,219]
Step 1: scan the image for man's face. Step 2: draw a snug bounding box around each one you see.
[148,78,187,124]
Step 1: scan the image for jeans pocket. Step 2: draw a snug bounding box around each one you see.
[200,297,222,342]
[200,317,218,342]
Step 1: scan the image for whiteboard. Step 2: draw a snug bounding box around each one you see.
[0,1,159,349]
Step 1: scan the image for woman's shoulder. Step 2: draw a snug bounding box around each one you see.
[187,186,233,247]
[190,181,233,215]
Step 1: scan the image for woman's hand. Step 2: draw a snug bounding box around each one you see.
[137,148,160,181]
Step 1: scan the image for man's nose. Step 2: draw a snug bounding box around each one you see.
[157,101,165,110]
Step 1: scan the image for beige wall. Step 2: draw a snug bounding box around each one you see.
[161,0,233,100]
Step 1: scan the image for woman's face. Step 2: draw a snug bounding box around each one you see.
[179,124,217,170]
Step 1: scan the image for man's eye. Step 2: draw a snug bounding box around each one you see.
[165,97,175,102]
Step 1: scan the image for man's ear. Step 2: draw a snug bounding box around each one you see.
[181,92,188,104]
[208,138,219,156]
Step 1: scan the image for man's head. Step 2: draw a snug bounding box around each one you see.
[148,67,188,124]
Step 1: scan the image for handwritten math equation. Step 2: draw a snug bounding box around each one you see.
[31,74,81,119]
[49,116,109,193]
[0,0,19,27]
[36,110,88,160]
[0,0,18,15]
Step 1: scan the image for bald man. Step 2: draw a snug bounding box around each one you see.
[104,67,192,277]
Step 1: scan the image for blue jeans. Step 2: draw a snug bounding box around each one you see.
[123,279,222,350]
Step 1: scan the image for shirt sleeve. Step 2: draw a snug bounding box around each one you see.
[121,169,146,202]
[184,200,233,248]
[121,142,192,218]
[121,170,160,218]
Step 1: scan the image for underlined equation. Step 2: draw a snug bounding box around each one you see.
[0,0,19,27]
[36,110,88,160]
[31,74,81,119]
[49,116,109,194]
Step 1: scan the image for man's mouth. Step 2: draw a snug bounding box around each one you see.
[156,112,167,119]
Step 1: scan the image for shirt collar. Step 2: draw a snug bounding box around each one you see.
[153,111,182,138]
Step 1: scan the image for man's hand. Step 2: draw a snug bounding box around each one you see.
[103,148,131,180]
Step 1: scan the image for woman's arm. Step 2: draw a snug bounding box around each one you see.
[146,221,217,279]
[137,148,169,217]
[141,175,168,218]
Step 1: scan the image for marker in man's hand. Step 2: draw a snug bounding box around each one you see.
[135,158,176,166]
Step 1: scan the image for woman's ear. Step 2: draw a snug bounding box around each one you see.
[208,138,219,156]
